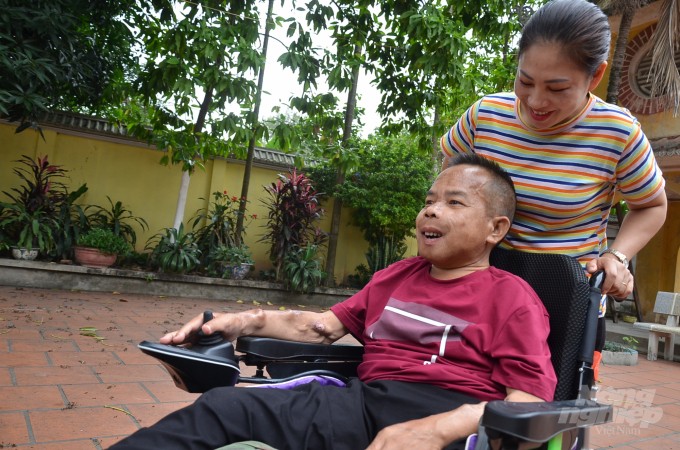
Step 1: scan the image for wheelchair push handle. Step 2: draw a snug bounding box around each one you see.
[579,271,605,365]
[589,271,605,290]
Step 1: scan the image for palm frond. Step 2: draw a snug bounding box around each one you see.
[648,0,680,115]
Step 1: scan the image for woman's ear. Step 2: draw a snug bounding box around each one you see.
[589,61,608,92]
[487,216,511,246]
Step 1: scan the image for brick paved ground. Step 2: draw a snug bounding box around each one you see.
[1,285,680,449]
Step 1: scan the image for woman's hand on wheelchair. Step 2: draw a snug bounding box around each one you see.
[586,256,633,300]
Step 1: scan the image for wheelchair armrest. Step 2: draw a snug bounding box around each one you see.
[236,336,364,362]
[481,399,613,443]
[138,340,240,393]
[235,336,364,381]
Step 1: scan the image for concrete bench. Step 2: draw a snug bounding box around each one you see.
[633,291,680,361]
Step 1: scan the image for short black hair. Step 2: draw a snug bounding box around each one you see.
[447,153,516,221]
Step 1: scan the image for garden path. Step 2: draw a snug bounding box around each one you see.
[1,286,680,449]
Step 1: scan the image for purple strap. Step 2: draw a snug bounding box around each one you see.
[465,433,477,450]
[464,432,578,449]
[250,375,347,389]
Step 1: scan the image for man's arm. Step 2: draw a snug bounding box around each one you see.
[160,309,348,345]
[365,403,484,450]
[365,388,543,450]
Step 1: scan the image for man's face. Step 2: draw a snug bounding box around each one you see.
[415,165,498,270]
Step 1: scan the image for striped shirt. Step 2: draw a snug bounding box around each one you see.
[441,92,665,268]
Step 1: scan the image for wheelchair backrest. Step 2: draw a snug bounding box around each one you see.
[490,247,592,401]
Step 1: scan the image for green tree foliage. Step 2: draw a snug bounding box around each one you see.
[333,133,435,243]
[307,132,433,282]
[369,0,541,159]
[275,0,384,285]
[114,0,265,168]
[108,0,280,231]
[0,0,137,130]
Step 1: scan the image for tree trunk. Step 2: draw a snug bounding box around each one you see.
[430,101,442,171]
[606,7,636,105]
[325,45,361,286]
[236,0,274,246]
[171,55,219,232]
[172,170,191,231]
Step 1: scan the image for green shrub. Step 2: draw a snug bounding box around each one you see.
[213,244,253,266]
[86,196,148,247]
[261,169,326,282]
[347,264,372,289]
[0,155,67,254]
[146,224,201,273]
[78,228,131,255]
[283,245,325,294]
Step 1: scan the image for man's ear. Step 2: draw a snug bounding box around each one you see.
[486,216,511,246]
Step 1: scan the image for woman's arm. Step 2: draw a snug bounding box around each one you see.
[608,194,667,260]
[587,193,667,297]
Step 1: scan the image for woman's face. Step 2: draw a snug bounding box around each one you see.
[514,41,604,130]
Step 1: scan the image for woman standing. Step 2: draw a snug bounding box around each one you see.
[441,0,667,377]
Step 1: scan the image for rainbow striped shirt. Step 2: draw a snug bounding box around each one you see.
[441,92,665,268]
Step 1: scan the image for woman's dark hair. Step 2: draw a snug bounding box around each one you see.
[448,153,516,222]
[518,0,611,76]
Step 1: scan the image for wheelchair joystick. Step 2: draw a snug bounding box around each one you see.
[137,309,240,393]
[196,310,225,346]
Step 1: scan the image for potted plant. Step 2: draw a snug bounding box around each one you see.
[213,244,253,280]
[0,203,58,260]
[602,336,639,366]
[146,224,201,274]
[283,244,325,293]
[0,155,66,260]
[191,190,257,269]
[74,228,131,268]
[86,196,148,247]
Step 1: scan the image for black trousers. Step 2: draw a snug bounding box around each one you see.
[109,379,479,450]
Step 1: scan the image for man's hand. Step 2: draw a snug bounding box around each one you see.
[365,403,484,450]
[365,417,447,450]
[160,310,263,345]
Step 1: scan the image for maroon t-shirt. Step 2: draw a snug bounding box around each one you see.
[331,257,557,401]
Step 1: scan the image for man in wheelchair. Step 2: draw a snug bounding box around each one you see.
[112,154,558,450]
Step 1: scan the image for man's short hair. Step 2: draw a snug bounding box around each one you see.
[448,154,516,221]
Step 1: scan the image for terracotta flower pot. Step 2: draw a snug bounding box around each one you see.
[74,246,117,268]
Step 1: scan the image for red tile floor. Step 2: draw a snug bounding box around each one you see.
[1,285,680,449]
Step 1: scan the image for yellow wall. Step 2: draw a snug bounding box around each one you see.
[590,2,680,316]
[636,201,680,320]
[0,122,413,283]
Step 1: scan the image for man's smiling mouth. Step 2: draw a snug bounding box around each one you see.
[423,231,443,239]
